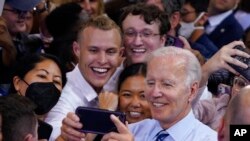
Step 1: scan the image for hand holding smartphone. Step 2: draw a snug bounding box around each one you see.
[75,107,126,135]
[228,45,250,81]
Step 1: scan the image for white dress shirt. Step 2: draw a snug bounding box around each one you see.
[128,110,218,141]
[234,10,250,30]
[45,63,124,140]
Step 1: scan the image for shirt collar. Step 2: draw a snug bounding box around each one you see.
[208,10,233,27]
[68,65,98,102]
[166,110,195,141]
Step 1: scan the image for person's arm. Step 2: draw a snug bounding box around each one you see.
[200,41,250,87]
[0,17,16,66]
[101,115,134,141]
[189,12,208,43]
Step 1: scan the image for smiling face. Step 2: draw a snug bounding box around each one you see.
[14,59,63,96]
[77,0,102,17]
[2,4,28,35]
[145,56,194,128]
[119,75,151,123]
[75,26,122,92]
[122,14,165,64]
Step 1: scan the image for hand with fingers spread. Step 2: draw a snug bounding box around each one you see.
[99,91,118,111]
[101,115,134,141]
[200,41,250,87]
[58,112,86,141]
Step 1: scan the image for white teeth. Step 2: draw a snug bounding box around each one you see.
[132,48,146,53]
[153,103,164,107]
[92,68,108,73]
[129,112,141,117]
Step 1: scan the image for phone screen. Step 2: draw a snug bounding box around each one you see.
[75,107,126,135]
[165,35,184,48]
[0,0,5,16]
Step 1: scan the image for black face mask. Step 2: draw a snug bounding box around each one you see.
[25,82,60,115]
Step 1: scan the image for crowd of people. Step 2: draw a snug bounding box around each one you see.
[0,0,250,141]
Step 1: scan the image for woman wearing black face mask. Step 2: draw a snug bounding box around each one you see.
[8,53,66,140]
[9,53,66,119]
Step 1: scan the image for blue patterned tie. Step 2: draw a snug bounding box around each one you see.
[155,130,169,141]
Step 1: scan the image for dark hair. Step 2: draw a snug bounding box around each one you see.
[138,0,184,15]
[117,63,146,91]
[184,0,209,14]
[45,2,89,72]
[105,0,138,24]
[46,2,89,37]
[161,0,185,14]
[77,15,122,46]
[9,53,66,93]
[238,0,250,13]
[119,3,171,35]
[0,94,37,141]
[208,70,235,95]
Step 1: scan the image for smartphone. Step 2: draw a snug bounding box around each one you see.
[229,45,250,81]
[165,35,184,48]
[75,107,126,135]
[38,120,53,140]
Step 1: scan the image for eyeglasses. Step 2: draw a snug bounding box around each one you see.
[233,76,250,89]
[124,30,160,39]
[3,8,28,18]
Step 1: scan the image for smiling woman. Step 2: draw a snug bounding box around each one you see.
[118,63,151,123]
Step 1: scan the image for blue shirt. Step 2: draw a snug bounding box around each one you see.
[128,110,217,141]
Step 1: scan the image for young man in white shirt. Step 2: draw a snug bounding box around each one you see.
[45,15,124,140]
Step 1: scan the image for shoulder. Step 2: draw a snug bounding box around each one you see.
[192,119,218,140]
[128,119,156,133]
[222,13,243,30]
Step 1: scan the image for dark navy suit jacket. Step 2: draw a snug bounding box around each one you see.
[206,13,244,49]
[199,13,244,94]
[193,13,244,59]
